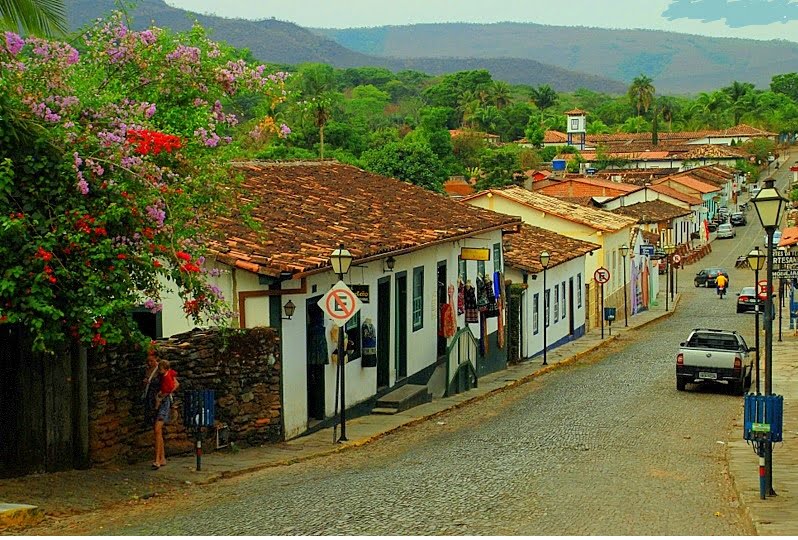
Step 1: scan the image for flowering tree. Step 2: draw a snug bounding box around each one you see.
[0,13,289,351]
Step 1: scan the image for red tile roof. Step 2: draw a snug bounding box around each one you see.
[503,223,600,273]
[656,175,721,195]
[648,184,703,205]
[462,186,637,232]
[536,177,640,198]
[564,109,587,115]
[610,200,691,223]
[444,177,476,198]
[210,161,521,277]
[543,130,568,144]
[778,227,798,248]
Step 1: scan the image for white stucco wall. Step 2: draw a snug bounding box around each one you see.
[506,256,587,360]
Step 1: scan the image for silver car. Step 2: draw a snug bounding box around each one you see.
[717,223,736,239]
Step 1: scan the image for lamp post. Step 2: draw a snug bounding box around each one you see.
[666,244,676,303]
[540,250,550,366]
[751,178,787,497]
[620,244,629,327]
[329,243,353,442]
[748,246,766,395]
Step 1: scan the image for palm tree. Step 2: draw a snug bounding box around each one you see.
[296,63,337,159]
[657,96,679,132]
[627,74,655,117]
[490,81,512,110]
[1,0,67,36]
[722,81,755,125]
[457,89,480,128]
[529,84,558,111]
[689,91,731,128]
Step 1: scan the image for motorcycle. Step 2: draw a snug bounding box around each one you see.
[717,284,727,299]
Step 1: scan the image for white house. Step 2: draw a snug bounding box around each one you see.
[461,187,638,331]
[502,224,599,360]
[156,161,522,439]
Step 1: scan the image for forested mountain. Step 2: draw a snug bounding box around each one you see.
[64,0,626,93]
[315,22,798,94]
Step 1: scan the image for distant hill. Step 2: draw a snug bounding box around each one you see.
[64,0,627,93]
[314,22,798,94]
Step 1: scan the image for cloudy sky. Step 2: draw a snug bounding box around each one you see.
[164,0,798,41]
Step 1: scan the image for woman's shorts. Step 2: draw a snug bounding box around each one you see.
[156,395,172,424]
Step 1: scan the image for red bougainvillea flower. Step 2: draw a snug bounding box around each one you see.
[126,129,182,155]
[35,246,53,261]
[175,251,192,261]
[180,262,201,273]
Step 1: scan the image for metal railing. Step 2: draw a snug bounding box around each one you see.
[444,327,478,397]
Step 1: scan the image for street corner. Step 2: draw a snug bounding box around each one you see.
[0,503,45,530]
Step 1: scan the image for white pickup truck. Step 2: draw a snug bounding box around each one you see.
[676,328,754,394]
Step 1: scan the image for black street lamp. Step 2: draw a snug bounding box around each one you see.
[747,246,766,396]
[664,244,676,309]
[751,178,787,497]
[619,244,629,327]
[540,250,550,366]
[329,243,353,442]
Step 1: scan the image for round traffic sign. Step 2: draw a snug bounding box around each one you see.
[594,267,610,284]
[672,254,682,264]
[319,281,362,325]
[757,279,771,300]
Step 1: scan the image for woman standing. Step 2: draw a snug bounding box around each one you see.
[142,348,162,436]
[152,359,179,469]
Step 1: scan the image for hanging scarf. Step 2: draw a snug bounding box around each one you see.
[457,281,465,315]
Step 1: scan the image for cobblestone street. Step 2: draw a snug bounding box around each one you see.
[27,226,763,535]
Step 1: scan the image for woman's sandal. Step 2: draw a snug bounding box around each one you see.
[151,463,161,470]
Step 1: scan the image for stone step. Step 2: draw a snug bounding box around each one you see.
[371,407,400,415]
[374,384,431,413]
[0,503,44,528]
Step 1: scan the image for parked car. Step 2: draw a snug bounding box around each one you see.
[736,286,763,313]
[694,267,729,288]
[717,223,736,239]
[676,328,754,393]
[750,185,761,197]
[730,212,747,226]
[764,229,782,247]
[707,222,719,232]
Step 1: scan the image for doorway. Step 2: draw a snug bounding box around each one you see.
[437,261,447,357]
[395,271,408,380]
[377,277,391,389]
[306,296,326,421]
[568,277,575,336]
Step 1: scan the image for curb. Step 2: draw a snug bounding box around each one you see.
[0,504,44,529]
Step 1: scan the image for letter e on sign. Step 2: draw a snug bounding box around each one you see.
[319,281,363,326]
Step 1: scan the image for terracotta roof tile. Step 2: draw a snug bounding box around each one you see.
[564,109,587,115]
[648,184,703,205]
[610,200,691,223]
[462,186,637,232]
[655,175,721,194]
[536,177,640,198]
[503,223,600,273]
[543,130,568,143]
[641,230,660,245]
[678,144,750,160]
[210,161,521,277]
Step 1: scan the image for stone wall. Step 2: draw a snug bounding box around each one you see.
[88,327,282,465]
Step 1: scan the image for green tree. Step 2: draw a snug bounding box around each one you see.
[0,0,66,36]
[722,81,755,125]
[620,115,650,133]
[361,140,447,192]
[343,84,391,131]
[627,74,655,117]
[688,90,731,128]
[295,63,338,159]
[490,80,512,109]
[476,146,522,190]
[771,73,798,102]
[656,96,679,132]
[529,84,558,111]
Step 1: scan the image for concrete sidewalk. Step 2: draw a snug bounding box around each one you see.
[0,294,680,531]
[728,316,798,536]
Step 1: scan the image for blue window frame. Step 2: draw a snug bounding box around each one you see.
[533,293,539,335]
[554,284,560,323]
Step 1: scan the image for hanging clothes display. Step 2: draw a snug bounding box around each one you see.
[464,280,479,323]
[361,318,377,367]
[457,279,465,315]
[483,274,498,318]
[440,303,457,338]
[476,275,488,310]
